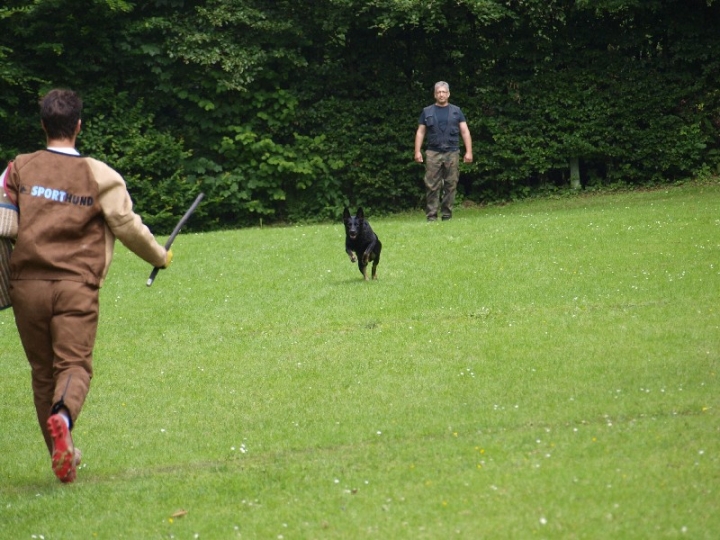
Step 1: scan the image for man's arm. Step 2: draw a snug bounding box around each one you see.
[91,159,167,268]
[460,121,473,163]
[414,124,426,163]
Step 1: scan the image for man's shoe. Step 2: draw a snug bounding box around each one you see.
[47,414,77,483]
[441,215,452,221]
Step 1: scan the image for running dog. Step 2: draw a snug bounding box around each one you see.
[343,207,382,280]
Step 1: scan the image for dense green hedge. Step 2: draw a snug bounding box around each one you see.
[1,0,718,232]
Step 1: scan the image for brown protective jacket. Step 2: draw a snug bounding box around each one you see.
[5,150,166,287]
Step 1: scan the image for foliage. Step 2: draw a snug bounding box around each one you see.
[78,89,197,232]
[0,0,718,228]
[299,95,425,216]
[206,123,346,226]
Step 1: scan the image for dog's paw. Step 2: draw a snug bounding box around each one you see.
[350,255,357,263]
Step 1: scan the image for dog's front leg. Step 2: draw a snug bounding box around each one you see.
[371,259,378,280]
[362,244,377,267]
[364,252,379,280]
[364,236,378,257]
[359,252,371,280]
[346,248,357,263]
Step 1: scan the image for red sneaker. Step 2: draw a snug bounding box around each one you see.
[47,414,77,483]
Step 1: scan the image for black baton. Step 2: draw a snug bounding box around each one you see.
[146,192,205,287]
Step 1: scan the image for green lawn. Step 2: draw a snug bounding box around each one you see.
[1,182,718,539]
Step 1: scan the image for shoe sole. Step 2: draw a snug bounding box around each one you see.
[47,415,77,483]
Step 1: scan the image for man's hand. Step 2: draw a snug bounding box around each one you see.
[414,125,426,163]
[162,249,173,269]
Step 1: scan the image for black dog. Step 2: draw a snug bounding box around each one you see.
[343,207,382,280]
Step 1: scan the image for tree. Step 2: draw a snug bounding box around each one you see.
[0,0,718,229]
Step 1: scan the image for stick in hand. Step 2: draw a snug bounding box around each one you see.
[146,192,205,287]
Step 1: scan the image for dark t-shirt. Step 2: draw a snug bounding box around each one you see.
[435,105,450,133]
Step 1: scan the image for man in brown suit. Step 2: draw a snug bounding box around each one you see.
[2,88,173,483]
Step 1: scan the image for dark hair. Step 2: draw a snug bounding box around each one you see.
[39,89,83,140]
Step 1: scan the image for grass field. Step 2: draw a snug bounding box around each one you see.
[1,182,718,539]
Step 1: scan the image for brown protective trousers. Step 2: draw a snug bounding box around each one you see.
[9,279,98,454]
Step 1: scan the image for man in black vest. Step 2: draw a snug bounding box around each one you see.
[414,81,473,221]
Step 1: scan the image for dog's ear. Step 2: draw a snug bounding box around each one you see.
[357,207,364,220]
[343,207,350,220]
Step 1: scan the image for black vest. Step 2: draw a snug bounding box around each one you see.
[423,104,462,152]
